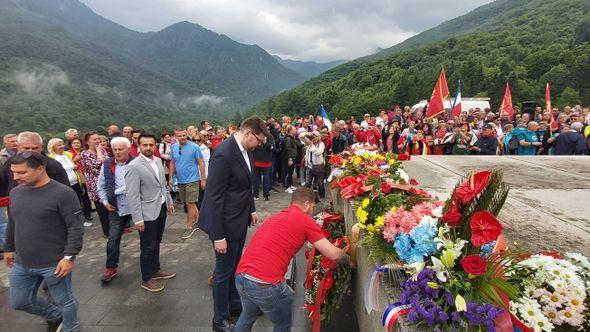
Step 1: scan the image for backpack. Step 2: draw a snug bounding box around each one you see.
[508,134,521,152]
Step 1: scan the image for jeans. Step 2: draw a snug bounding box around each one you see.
[305,167,325,198]
[9,263,79,332]
[0,207,7,250]
[94,200,111,237]
[139,204,167,282]
[80,184,92,219]
[281,162,294,188]
[213,235,246,323]
[106,212,132,269]
[252,166,271,199]
[235,274,293,332]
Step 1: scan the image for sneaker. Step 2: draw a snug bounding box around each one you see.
[83,222,93,227]
[46,317,63,332]
[285,188,294,194]
[180,227,197,240]
[153,270,176,280]
[253,196,259,201]
[264,197,269,201]
[84,216,94,221]
[141,279,164,292]
[289,185,296,191]
[270,188,279,193]
[101,268,118,283]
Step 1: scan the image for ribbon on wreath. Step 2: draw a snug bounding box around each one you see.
[305,237,350,332]
[381,302,413,331]
[364,265,389,314]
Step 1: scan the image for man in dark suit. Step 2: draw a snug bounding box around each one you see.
[199,117,269,332]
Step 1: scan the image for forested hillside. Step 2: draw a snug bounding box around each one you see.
[0,0,304,134]
[252,0,590,119]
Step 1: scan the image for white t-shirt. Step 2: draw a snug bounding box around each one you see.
[54,154,77,186]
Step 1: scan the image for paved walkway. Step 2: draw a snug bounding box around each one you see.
[0,190,317,331]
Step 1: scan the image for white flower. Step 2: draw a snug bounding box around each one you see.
[395,169,410,184]
[432,206,443,218]
[419,215,438,227]
[429,256,449,282]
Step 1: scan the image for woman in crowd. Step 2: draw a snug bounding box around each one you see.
[47,138,90,224]
[99,135,112,156]
[421,123,434,152]
[501,123,515,155]
[450,123,473,155]
[432,122,449,155]
[159,132,173,182]
[407,130,430,155]
[383,121,400,153]
[69,137,93,223]
[80,131,110,237]
[194,131,210,208]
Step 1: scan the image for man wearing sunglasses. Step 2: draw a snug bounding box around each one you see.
[4,151,84,332]
[199,116,269,332]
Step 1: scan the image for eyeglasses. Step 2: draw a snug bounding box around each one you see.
[195,139,202,143]
[251,132,265,145]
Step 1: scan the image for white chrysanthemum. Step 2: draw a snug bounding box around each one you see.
[432,206,443,218]
[418,215,438,227]
[565,252,590,269]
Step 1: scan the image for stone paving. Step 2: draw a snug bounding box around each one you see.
[0,190,318,331]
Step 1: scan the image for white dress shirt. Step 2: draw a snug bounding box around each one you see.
[141,153,166,204]
[234,133,251,172]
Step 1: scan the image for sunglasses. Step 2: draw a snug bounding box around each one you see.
[195,139,202,143]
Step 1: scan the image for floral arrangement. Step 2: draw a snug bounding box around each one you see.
[304,211,351,332]
[509,252,590,331]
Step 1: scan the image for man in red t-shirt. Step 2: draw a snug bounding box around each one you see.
[234,188,350,332]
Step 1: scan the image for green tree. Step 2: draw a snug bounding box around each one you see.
[557,87,581,109]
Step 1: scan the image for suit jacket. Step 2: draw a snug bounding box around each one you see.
[199,135,255,241]
[124,154,172,223]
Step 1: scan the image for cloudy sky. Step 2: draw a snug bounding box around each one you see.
[81,0,492,62]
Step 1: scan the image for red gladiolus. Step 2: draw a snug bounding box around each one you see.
[442,203,462,226]
[410,178,419,185]
[470,210,504,247]
[460,255,487,276]
[454,171,492,205]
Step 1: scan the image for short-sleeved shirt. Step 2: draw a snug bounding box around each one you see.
[171,141,203,184]
[518,130,539,155]
[236,205,325,284]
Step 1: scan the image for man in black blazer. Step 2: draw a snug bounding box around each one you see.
[199,116,270,332]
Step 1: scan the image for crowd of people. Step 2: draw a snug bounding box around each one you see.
[0,103,588,332]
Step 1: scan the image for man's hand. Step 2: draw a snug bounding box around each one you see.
[251,212,259,226]
[135,221,145,232]
[200,179,206,190]
[3,252,14,268]
[54,258,74,278]
[167,179,173,188]
[470,146,481,152]
[104,203,116,212]
[214,239,227,254]
[167,205,175,215]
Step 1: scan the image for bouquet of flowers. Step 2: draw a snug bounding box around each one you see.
[305,211,351,331]
[509,252,590,331]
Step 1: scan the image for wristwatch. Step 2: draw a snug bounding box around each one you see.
[64,255,75,262]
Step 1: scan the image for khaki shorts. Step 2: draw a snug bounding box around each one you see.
[178,182,199,204]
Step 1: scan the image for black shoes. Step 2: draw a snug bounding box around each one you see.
[46,317,63,332]
[212,319,235,332]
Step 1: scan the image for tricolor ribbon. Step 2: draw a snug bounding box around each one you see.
[382,302,412,331]
[364,266,390,314]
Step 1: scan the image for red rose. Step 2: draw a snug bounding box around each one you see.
[460,255,487,276]
[410,178,419,185]
[470,210,504,247]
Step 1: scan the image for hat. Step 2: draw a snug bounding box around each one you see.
[482,123,494,129]
[364,113,370,118]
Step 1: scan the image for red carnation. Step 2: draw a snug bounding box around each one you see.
[409,179,419,185]
[460,255,487,276]
[442,203,462,226]
[470,210,504,247]
[381,181,392,194]
[454,171,492,205]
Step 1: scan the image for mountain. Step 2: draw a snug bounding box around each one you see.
[0,0,305,134]
[273,56,346,79]
[252,0,590,119]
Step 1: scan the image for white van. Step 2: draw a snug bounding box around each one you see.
[412,98,491,113]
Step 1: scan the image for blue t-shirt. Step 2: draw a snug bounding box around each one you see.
[171,141,203,184]
[517,130,539,155]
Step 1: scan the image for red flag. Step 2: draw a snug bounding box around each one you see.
[499,82,514,120]
[546,83,558,130]
[425,67,450,120]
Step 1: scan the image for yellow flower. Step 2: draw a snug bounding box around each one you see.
[427,282,438,289]
[367,225,376,233]
[388,159,396,165]
[390,206,398,212]
[361,198,370,209]
[375,216,385,227]
[356,208,368,223]
[342,160,348,167]
[362,153,370,159]
[353,156,361,166]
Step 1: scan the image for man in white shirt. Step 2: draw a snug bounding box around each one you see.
[125,134,175,292]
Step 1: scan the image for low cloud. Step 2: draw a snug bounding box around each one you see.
[86,82,125,99]
[159,92,226,107]
[13,64,69,95]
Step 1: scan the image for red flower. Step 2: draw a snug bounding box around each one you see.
[454,171,492,205]
[540,251,563,259]
[442,203,462,226]
[381,181,392,194]
[460,255,487,276]
[470,210,504,247]
[397,153,410,161]
[409,178,419,185]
